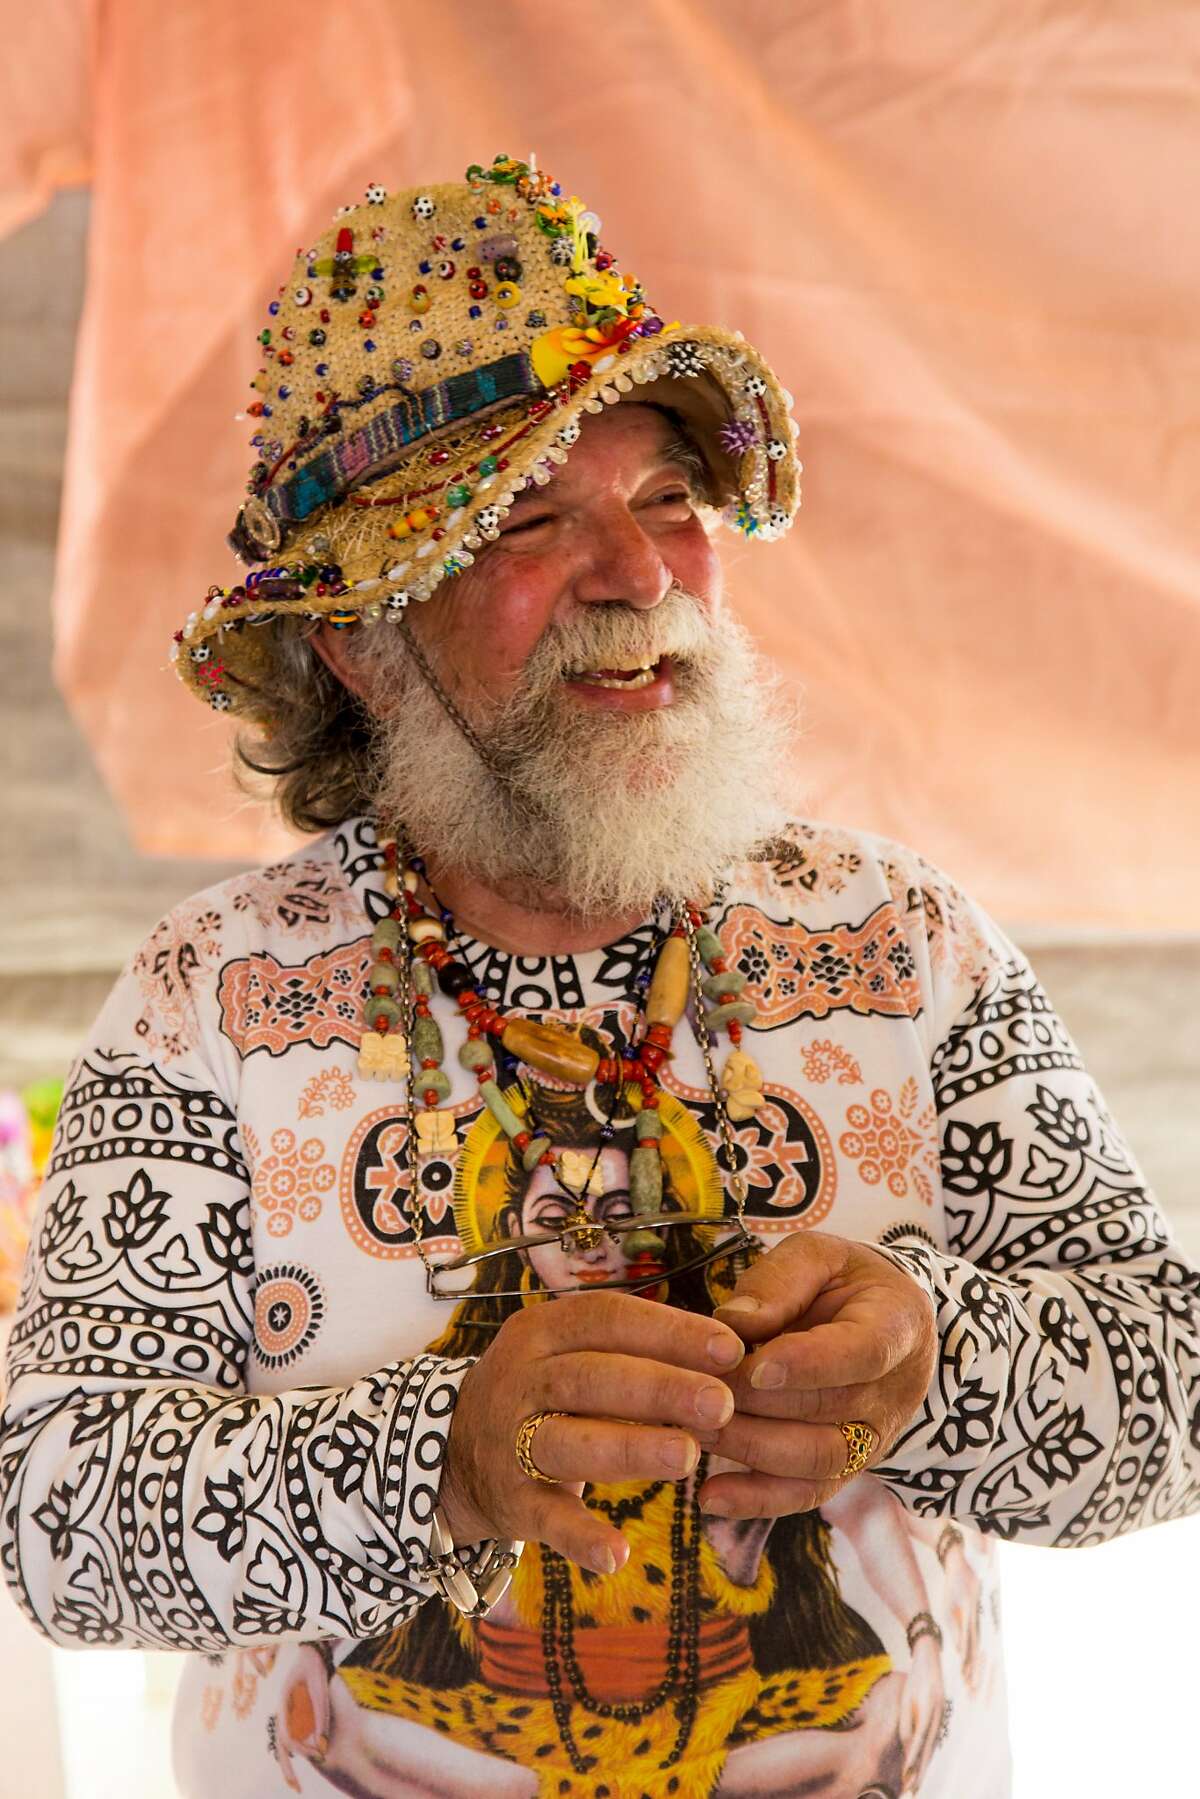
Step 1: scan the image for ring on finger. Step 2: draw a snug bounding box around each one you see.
[838,1418,876,1477]
[514,1409,570,1485]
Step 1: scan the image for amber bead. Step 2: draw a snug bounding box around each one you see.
[645,936,690,1027]
[500,1018,599,1085]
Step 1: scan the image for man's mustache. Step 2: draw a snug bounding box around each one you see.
[525,587,719,685]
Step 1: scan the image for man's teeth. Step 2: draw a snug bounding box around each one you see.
[568,658,661,689]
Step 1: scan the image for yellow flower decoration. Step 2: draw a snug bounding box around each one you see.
[563,269,633,316]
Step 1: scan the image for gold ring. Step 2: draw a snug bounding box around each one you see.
[514,1410,569,1485]
[839,1419,876,1478]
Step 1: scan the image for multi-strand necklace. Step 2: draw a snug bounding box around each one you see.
[357,831,768,1295]
[356,830,765,1771]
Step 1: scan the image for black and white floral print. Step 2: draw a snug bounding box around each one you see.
[0,1027,473,1652]
[874,917,1200,1546]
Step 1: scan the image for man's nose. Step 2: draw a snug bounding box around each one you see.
[572,507,673,611]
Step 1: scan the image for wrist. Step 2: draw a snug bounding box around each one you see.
[436,1364,495,1548]
[435,1456,493,1550]
[420,1508,522,1618]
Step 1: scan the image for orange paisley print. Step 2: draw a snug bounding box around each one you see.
[881,857,992,990]
[243,1125,335,1237]
[218,941,371,1056]
[801,1039,863,1085]
[838,1079,937,1204]
[718,903,921,1028]
[298,1066,357,1118]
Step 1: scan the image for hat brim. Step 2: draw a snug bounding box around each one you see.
[173,322,799,721]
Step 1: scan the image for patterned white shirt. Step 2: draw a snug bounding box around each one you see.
[2,817,1196,1798]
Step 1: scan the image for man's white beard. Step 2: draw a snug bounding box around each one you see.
[361,588,799,922]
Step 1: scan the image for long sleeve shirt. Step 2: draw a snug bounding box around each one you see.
[2,815,1196,1799]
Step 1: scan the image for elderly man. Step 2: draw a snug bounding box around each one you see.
[2,155,1197,1799]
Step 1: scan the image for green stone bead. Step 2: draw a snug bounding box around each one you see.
[479,454,499,476]
[369,961,400,994]
[415,1067,452,1102]
[480,1078,525,1139]
[447,483,472,507]
[635,1109,662,1140]
[702,968,746,1000]
[630,1143,663,1211]
[411,959,434,996]
[695,925,724,966]
[703,998,756,1032]
[458,1038,494,1071]
[522,1134,553,1172]
[625,1227,667,1257]
[372,918,402,950]
[365,994,402,1030]
[411,1015,444,1065]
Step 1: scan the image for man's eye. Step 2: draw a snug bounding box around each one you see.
[649,489,694,508]
[499,513,553,537]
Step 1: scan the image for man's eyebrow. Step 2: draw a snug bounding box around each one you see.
[657,431,710,497]
[503,423,711,506]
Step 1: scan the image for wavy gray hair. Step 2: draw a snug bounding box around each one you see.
[234,618,386,833]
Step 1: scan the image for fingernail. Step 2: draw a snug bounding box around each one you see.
[696,1384,734,1427]
[707,1333,745,1368]
[715,1296,760,1316]
[659,1435,700,1475]
[700,1492,734,1515]
[750,1359,785,1389]
[589,1543,617,1575]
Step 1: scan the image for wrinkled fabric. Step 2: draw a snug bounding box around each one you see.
[2,816,1197,1795]
[4,2,1200,924]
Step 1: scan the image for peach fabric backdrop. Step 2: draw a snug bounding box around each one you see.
[4,0,1198,927]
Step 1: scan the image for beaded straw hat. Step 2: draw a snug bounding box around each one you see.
[171,153,802,719]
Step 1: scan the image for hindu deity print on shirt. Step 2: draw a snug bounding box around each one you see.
[255,1070,981,1798]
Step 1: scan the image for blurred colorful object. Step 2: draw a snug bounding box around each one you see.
[0,1079,64,1312]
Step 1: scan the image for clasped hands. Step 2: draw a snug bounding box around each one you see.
[440,1231,937,1574]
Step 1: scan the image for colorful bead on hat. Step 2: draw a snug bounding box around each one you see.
[171,153,802,717]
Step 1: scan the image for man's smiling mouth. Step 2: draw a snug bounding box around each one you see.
[565,656,665,690]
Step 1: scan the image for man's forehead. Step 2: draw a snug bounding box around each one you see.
[510,402,699,499]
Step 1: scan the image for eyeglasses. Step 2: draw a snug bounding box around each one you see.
[425,1209,756,1303]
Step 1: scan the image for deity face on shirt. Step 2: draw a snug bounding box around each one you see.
[511,1145,638,1294]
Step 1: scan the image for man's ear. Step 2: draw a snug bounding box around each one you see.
[311,622,374,704]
